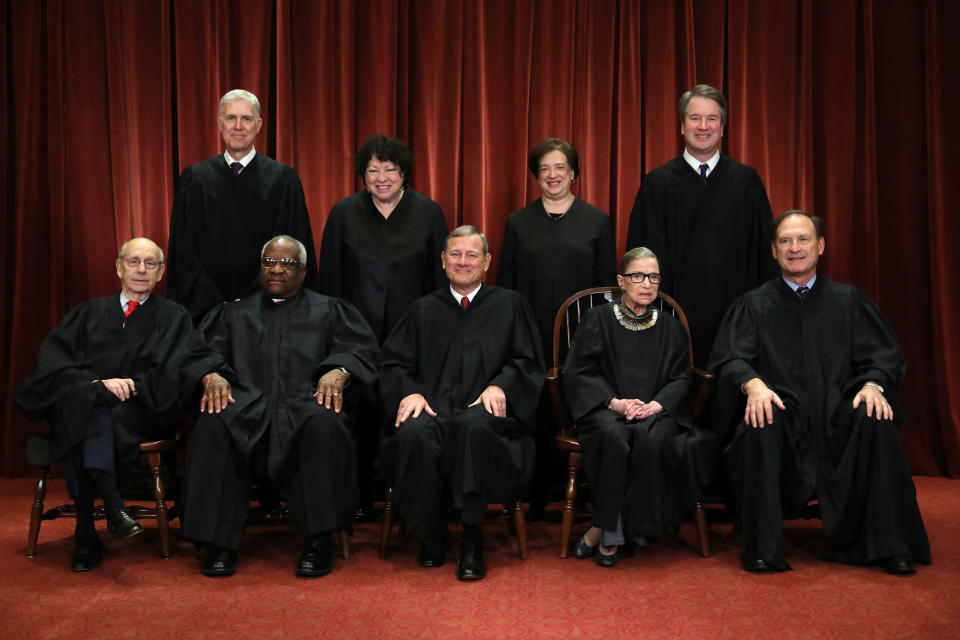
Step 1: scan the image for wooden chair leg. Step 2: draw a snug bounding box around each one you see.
[560,451,580,558]
[145,451,171,559]
[337,525,352,560]
[510,501,528,560]
[27,466,49,558]
[379,487,394,559]
[694,491,710,558]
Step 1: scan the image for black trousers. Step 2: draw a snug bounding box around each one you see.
[182,411,359,550]
[381,405,534,547]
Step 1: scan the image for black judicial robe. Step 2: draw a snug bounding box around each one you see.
[709,277,930,566]
[625,155,776,366]
[498,198,617,359]
[319,189,448,342]
[167,154,319,322]
[562,304,714,534]
[13,294,218,474]
[197,289,379,480]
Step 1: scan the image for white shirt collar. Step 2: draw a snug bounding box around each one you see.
[119,291,149,311]
[683,149,720,177]
[783,274,817,292]
[450,283,482,305]
[223,147,257,171]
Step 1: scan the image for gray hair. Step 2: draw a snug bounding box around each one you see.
[219,89,261,118]
[118,238,164,263]
[261,235,307,265]
[678,84,728,125]
[619,246,658,274]
[445,225,488,255]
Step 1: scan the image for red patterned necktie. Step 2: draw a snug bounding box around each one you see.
[461,296,469,310]
[125,300,139,317]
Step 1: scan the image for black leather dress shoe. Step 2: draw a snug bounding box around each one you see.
[741,554,775,573]
[418,543,446,568]
[297,534,333,577]
[70,537,103,572]
[574,535,598,560]
[203,545,238,577]
[882,556,916,576]
[106,507,143,539]
[456,541,487,581]
[595,547,619,568]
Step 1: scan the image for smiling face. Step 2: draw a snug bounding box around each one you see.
[441,234,491,295]
[116,238,165,300]
[617,257,660,314]
[536,149,575,201]
[259,238,306,299]
[364,155,405,205]
[218,99,262,160]
[771,214,824,284]
[680,96,724,162]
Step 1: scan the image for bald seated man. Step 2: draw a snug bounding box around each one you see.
[15,238,219,571]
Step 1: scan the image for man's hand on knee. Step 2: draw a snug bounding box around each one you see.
[396,393,436,427]
[743,378,785,428]
[469,385,507,417]
[97,378,137,401]
[853,382,893,421]
[200,372,235,414]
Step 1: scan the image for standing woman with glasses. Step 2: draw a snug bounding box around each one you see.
[318,135,449,517]
[560,247,713,567]
[497,137,617,517]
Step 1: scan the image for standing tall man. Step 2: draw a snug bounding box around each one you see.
[626,84,776,367]
[167,89,319,323]
[709,211,930,574]
[379,226,544,581]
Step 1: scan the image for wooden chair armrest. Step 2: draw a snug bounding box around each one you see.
[691,366,715,383]
[139,439,178,453]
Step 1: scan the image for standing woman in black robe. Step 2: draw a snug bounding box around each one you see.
[561,247,709,567]
[319,135,448,515]
[497,137,617,517]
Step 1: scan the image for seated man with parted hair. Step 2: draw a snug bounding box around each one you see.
[14,238,218,571]
[709,210,931,575]
[182,235,379,578]
[379,225,544,581]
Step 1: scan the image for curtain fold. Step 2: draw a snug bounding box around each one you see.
[2,0,957,477]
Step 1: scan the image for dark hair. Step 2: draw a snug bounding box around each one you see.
[354,135,413,185]
[770,210,824,242]
[527,137,580,180]
[678,84,728,125]
[619,246,658,275]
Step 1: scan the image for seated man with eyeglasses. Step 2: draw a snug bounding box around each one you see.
[379,225,544,581]
[15,238,219,571]
[182,235,379,578]
[709,210,930,575]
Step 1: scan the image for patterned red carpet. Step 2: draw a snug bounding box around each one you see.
[1,477,957,639]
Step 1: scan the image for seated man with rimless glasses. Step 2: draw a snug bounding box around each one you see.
[15,238,217,571]
[182,235,379,578]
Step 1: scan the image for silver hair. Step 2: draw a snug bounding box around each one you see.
[219,89,261,118]
[261,235,307,265]
[118,238,164,264]
[445,225,488,255]
[619,246,658,274]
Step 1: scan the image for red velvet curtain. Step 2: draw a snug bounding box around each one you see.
[2,0,957,477]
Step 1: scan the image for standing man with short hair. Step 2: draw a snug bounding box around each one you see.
[626,84,776,368]
[709,211,930,575]
[167,89,318,323]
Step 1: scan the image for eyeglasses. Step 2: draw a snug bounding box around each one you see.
[622,271,661,284]
[123,258,161,270]
[261,257,303,271]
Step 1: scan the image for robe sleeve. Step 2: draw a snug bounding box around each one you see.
[560,309,615,421]
[486,294,545,428]
[625,178,672,291]
[745,171,777,283]
[651,316,695,417]
[167,168,226,320]
[274,170,319,292]
[706,294,761,438]
[317,202,347,297]
[426,203,449,290]
[379,305,426,411]
[317,299,380,388]
[843,290,906,400]
[596,213,618,285]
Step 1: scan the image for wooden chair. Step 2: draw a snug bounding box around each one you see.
[379,491,528,560]
[544,286,714,559]
[26,436,181,559]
